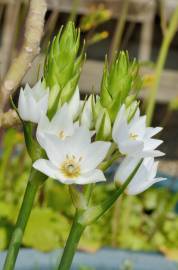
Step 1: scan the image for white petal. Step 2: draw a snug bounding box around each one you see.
[36,114,50,147]
[114,157,141,185]
[144,139,163,150]
[80,96,93,129]
[119,140,144,156]
[129,116,146,138]
[40,134,67,166]
[68,87,81,120]
[18,89,29,121]
[37,91,49,116]
[66,126,92,157]
[81,141,111,172]
[33,159,61,179]
[18,83,49,123]
[50,104,74,136]
[127,177,165,195]
[145,127,163,138]
[75,169,106,184]
[25,94,39,123]
[142,149,165,158]
[115,157,166,195]
[113,105,129,143]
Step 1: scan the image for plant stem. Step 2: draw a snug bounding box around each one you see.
[57,211,85,270]
[146,5,178,126]
[3,168,46,270]
[56,159,143,269]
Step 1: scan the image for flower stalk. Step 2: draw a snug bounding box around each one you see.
[146,5,178,126]
[56,159,143,270]
[3,168,47,270]
[57,211,85,270]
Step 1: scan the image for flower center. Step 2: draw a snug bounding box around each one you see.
[129,132,138,140]
[59,130,66,140]
[60,155,81,178]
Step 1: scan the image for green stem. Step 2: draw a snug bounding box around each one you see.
[3,168,46,270]
[57,211,85,270]
[146,5,178,126]
[56,159,143,269]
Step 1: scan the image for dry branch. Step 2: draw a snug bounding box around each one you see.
[0,0,47,112]
[0,109,20,128]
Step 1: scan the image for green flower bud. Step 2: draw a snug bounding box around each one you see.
[126,99,139,123]
[44,21,85,118]
[95,108,111,140]
[100,51,141,122]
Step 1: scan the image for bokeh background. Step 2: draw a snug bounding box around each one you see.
[0,0,178,269]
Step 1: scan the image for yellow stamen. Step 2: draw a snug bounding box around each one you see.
[59,130,65,140]
[129,133,138,140]
[60,155,81,178]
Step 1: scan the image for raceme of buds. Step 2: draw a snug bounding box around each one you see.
[16,25,165,193]
[112,105,164,158]
[18,81,49,123]
[114,157,165,195]
[100,51,142,122]
[44,21,85,118]
[33,127,111,185]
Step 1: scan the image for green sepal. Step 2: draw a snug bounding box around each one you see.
[47,84,61,119]
[100,56,112,108]
[59,71,80,104]
[95,108,111,140]
[22,122,46,162]
[69,186,87,210]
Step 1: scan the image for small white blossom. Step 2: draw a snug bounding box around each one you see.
[33,127,111,185]
[112,105,164,158]
[18,81,49,123]
[114,157,165,195]
[36,104,78,148]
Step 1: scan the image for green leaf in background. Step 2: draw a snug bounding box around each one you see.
[23,207,70,252]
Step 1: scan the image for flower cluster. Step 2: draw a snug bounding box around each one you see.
[17,22,165,195]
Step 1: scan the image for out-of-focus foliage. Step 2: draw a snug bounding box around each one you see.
[0,129,178,261]
[169,97,178,111]
[80,5,111,31]
[80,5,111,46]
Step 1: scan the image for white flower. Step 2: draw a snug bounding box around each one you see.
[114,157,166,195]
[36,103,78,148]
[112,105,164,158]
[18,81,49,123]
[33,127,111,185]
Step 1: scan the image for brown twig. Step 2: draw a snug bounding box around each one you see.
[0,109,20,128]
[0,0,47,113]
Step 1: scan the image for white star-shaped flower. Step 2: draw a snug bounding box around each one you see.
[112,105,164,158]
[18,81,49,123]
[114,157,166,195]
[36,104,78,148]
[33,127,111,185]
